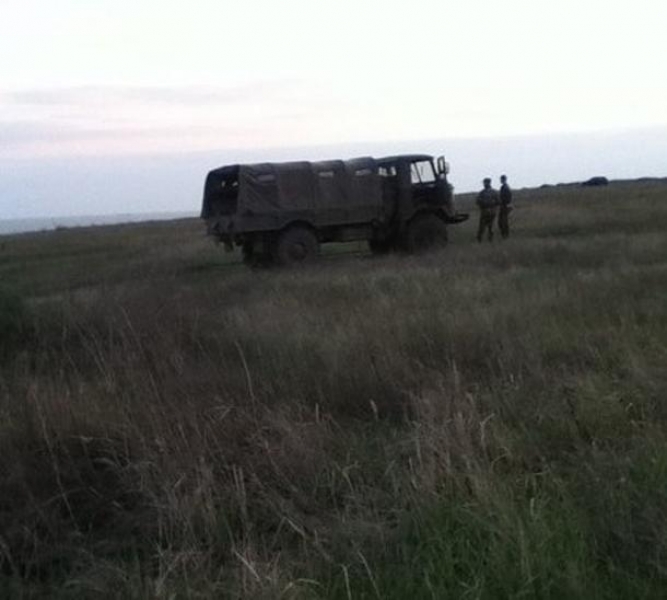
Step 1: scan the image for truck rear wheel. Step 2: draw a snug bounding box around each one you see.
[273,226,319,265]
[405,213,448,253]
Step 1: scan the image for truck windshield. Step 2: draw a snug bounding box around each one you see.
[410,161,436,184]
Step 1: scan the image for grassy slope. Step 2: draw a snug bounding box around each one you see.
[1,180,667,598]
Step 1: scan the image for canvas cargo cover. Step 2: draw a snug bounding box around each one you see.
[239,161,315,212]
[202,157,382,219]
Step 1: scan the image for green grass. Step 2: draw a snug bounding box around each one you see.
[1,180,667,598]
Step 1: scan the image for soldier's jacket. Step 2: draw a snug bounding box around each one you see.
[476,188,500,211]
[500,183,512,207]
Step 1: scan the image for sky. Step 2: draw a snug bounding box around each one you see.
[2,0,667,219]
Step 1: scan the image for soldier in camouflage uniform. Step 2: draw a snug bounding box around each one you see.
[476,177,500,242]
[498,174,513,239]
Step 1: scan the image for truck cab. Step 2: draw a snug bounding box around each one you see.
[376,155,463,222]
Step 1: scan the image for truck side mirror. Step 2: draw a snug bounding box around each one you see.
[436,156,449,175]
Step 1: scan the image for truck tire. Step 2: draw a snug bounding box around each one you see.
[273,226,319,265]
[405,213,448,253]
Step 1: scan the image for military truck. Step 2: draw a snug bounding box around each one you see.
[200,154,468,265]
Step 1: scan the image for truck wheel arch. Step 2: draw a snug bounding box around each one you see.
[273,222,320,265]
[404,211,448,253]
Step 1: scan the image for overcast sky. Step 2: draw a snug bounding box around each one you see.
[2,0,667,218]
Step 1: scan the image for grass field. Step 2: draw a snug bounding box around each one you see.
[1,179,667,598]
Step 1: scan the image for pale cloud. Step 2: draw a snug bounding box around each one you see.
[3,74,667,161]
[0,81,348,157]
[5,81,303,108]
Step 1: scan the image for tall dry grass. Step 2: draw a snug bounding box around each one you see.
[1,180,667,597]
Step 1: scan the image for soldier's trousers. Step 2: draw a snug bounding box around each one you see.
[477,209,497,242]
[499,207,510,239]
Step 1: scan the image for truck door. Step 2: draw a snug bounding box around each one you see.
[409,159,438,206]
[378,162,399,222]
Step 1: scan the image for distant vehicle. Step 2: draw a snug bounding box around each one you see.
[582,176,609,187]
[200,154,469,265]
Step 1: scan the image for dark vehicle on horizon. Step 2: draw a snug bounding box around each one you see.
[582,176,609,187]
[201,154,469,265]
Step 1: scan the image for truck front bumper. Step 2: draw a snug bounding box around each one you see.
[446,212,470,224]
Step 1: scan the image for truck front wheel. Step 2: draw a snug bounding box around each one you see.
[405,213,448,253]
[273,226,319,265]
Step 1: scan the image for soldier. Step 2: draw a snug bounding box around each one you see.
[476,177,499,242]
[498,174,513,239]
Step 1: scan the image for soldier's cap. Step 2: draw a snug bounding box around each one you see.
[483,177,491,184]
